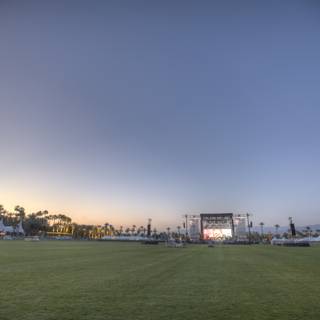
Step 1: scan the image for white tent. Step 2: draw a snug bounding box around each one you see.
[0,218,24,235]
[16,220,25,235]
[4,225,14,233]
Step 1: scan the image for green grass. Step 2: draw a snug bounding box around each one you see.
[0,241,319,320]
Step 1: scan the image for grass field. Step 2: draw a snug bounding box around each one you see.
[0,241,319,320]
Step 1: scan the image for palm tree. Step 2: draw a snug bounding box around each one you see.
[62,216,71,233]
[104,223,109,236]
[0,205,6,220]
[7,211,14,224]
[177,226,181,237]
[42,210,49,218]
[259,222,264,235]
[274,224,280,235]
[66,216,72,224]
[306,226,311,238]
[52,214,59,232]
[14,205,26,221]
[166,227,171,239]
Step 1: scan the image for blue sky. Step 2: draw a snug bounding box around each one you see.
[1,1,320,228]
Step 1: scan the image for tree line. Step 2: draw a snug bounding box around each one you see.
[0,204,174,239]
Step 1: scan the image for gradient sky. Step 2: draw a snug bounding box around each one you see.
[1,1,320,228]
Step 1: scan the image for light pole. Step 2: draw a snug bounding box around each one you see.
[185,214,188,239]
[289,217,296,238]
[166,227,171,241]
[147,218,152,238]
[246,213,252,243]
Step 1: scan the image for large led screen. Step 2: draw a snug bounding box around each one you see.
[201,213,234,240]
[203,228,232,240]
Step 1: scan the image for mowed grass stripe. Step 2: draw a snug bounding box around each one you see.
[0,242,319,320]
